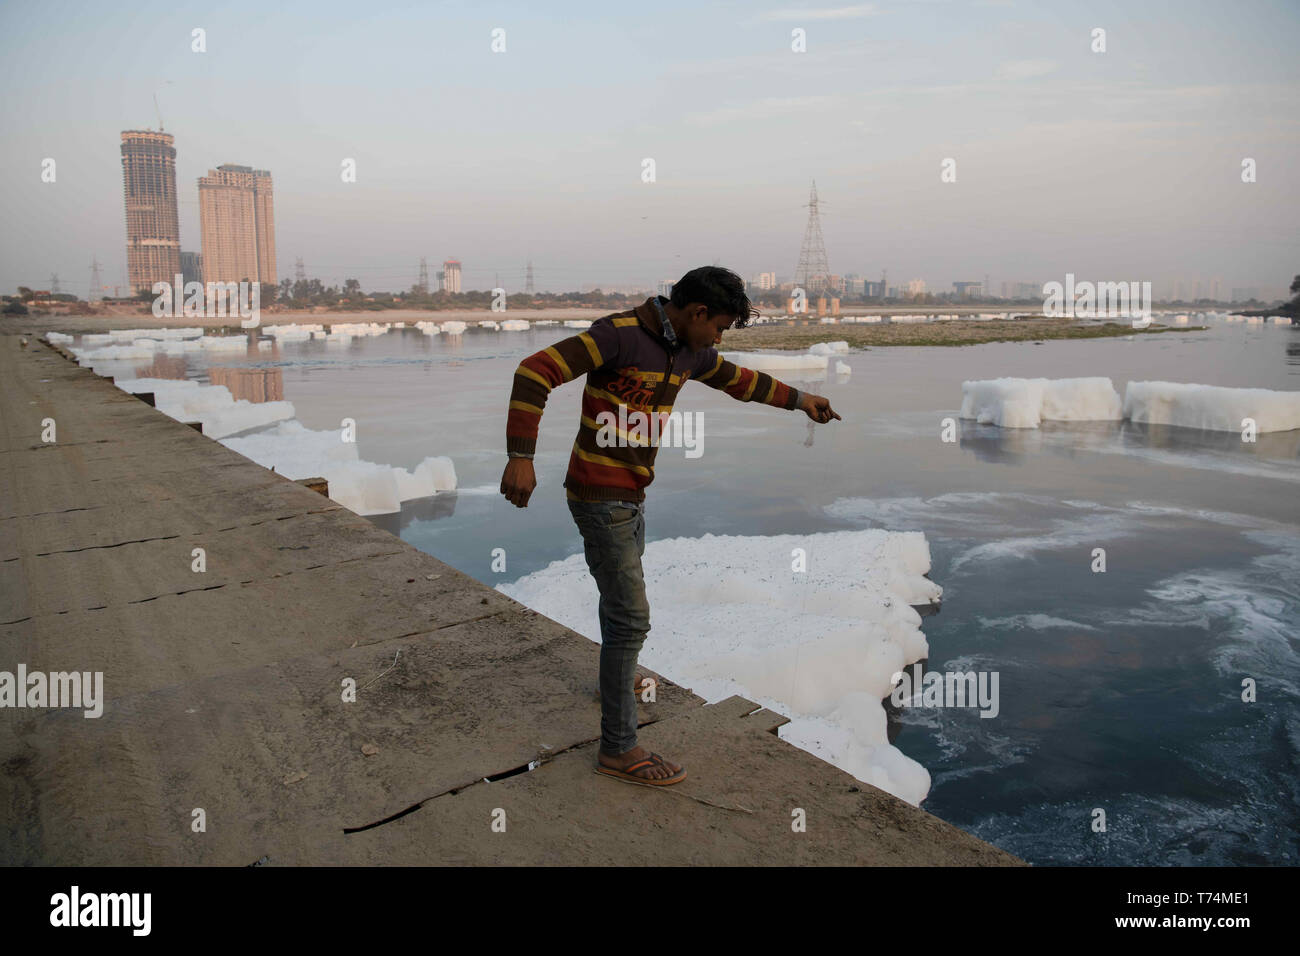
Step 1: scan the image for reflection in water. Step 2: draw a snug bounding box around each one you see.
[959,419,1300,468]
[207,366,284,403]
[366,489,459,536]
[132,354,189,381]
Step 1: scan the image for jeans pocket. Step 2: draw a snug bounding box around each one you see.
[608,505,638,527]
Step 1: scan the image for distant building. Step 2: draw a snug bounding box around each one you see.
[905,279,926,297]
[198,164,276,286]
[953,281,982,298]
[180,251,203,286]
[1001,281,1039,300]
[758,272,776,290]
[443,260,462,293]
[845,277,865,295]
[120,130,181,293]
[864,281,884,298]
[1231,287,1259,303]
[657,279,674,298]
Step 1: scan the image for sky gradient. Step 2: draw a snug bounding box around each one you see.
[1,0,1297,298]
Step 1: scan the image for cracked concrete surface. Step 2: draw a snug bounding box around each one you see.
[0,335,1023,866]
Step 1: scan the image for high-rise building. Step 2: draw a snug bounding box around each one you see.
[180,251,203,286]
[758,272,776,290]
[443,260,462,293]
[120,130,181,294]
[657,279,675,298]
[198,164,277,286]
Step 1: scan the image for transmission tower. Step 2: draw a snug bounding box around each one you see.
[50,273,60,295]
[90,259,103,302]
[294,257,306,283]
[418,257,429,294]
[794,180,830,295]
[525,260,535,294]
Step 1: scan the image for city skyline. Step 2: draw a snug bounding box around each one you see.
[2,0,1297,301]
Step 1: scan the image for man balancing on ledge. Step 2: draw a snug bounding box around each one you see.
[500,266,840,787]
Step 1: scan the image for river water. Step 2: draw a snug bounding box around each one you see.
[84,314,1300,865]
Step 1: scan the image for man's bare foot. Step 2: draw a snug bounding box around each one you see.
[597,745,682,781]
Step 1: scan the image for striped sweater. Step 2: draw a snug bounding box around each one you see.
[506,296,803,502]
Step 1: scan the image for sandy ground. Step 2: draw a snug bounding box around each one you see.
[720,317,1205,349]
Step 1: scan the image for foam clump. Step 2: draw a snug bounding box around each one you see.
[499,528,941,805]
[722,350,829,372]
[564,319,592,329]
[500,319,530,331]
[1124,381,1300,433]
[442,321,467,335]
[414,321,442,335]
[109,327,203,341]
[114,377,294,438]
[961,377,1122,428]
[327,322,389,337]
[835,360,852,375]
[262,324,322,341]
[809,341,849,355]
[221,420,457,515]
[198,334,250,352]
[45,331,74,344]
[478,320,500,330]
[72,343,156,361]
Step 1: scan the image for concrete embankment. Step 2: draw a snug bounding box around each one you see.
[0,335,1023,865]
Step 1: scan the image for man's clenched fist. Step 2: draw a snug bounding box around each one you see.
[500,457,537,508]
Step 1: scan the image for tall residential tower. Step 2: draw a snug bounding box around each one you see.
[198,164,277,286]
[120,130,182,293]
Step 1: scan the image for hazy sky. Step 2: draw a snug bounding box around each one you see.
[1,0,1297,298]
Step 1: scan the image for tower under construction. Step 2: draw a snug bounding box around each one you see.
[120,130,181,294]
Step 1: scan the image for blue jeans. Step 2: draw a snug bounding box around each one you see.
[567,498,649,756]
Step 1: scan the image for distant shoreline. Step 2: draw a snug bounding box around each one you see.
[6,308,1224,342]
[719,318,1207,349]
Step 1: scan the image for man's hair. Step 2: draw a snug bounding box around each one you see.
[669,266,757,328]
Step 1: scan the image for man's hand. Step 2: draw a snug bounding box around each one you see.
[800,393,842,424]
[501,457,537,508]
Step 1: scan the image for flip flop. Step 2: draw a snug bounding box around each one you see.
[595,752,686,787]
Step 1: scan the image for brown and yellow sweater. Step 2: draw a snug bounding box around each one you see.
[506,296,804,502]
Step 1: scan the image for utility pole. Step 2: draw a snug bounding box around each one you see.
[418,257,429,294]
[525,260,535,295]
[50,273,60,295]
[90,259,103,302]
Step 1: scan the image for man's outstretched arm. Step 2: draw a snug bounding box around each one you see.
[693,351,842,423]
[501,320,621,507]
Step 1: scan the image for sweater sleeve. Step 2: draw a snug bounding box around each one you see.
[506,318,622,455]
[690,349,802,411]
